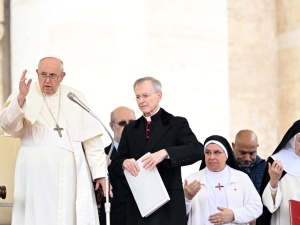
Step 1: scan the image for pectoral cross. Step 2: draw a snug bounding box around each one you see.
[54,124,63,137]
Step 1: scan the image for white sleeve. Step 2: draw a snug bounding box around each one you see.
[232,174,263,223]
[185,197,192,214]
[82,134,107,180]
[0,93,25,134]
[262,182,282,213]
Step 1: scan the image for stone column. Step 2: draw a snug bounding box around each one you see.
[0,2,13,225]
[228,0,278,159]
[277,0,300,137]
[0,0,10,108]
[0,0,4,107]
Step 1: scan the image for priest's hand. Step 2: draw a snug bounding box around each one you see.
[95,177,113,198]
[141,149,168,170]
[123,158,140,177]
[18,70,32,107]
[269,160,283,188]
[184,179,201,200]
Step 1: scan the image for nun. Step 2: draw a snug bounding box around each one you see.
[184,135,262,225]
[257,120,300,225]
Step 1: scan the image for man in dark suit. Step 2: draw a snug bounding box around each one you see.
[99,106,136,225]
[232,130,267,192]
[110,77,204,225]
[232,130,267,225]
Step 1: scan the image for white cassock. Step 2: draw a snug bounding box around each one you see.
[0,82,106,225]
[262,148,300,225]
[262,174,300,225]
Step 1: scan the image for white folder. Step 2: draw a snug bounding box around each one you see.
[124,152,170,217]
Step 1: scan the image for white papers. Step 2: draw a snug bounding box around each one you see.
[124,152,170,217]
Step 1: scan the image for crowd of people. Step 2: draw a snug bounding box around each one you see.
[1,56,299,225]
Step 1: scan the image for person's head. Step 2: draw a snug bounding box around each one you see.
[232,130,259,168]
[109,106,135,143]
[36,56,66,95]
[204,135,231,172]
[133,76,162,117]
[200,135,244,173]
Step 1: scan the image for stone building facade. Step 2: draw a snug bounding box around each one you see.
[0,0,300,224]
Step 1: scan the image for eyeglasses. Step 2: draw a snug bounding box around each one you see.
[38,73,61,80]
[204,150,225,157]
[113,120,135,127]
[135,92,159,101]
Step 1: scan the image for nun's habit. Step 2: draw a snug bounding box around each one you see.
[186,135,262,225]
[257,120,300,225]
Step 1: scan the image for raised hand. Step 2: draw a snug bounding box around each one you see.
[184,179,201,200]
[18,70,32,106]
[269,159,283,189]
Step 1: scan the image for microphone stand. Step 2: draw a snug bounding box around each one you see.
[68,93,114,225]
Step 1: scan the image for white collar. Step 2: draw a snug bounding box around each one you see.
[143,107,160,122]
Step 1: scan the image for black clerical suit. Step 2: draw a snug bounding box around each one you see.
[110,108,204,225]
[100,144,128,225]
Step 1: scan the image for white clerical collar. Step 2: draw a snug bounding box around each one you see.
[143,107,160,122]
[144,116,151,122]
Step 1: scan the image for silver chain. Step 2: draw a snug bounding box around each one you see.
[42,86,61,127]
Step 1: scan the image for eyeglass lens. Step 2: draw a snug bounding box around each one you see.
[117,120,134,126]
[39,73,59,80]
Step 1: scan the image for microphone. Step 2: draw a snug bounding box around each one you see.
[67,92,91,113]
[67,92,114,225]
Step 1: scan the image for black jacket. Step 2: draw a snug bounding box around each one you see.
[99,144,129,225]
[110,108,204,225]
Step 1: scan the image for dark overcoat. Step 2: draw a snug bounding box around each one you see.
[100,145,129,225]
[110,108,204,225]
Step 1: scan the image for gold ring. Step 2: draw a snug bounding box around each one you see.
[218,218,221,223]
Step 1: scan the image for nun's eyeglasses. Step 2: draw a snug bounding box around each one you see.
[204,150,225,157]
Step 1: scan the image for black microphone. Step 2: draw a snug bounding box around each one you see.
[67,91,114,225]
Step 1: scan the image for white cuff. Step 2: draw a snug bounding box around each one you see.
[270,186,278,194]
